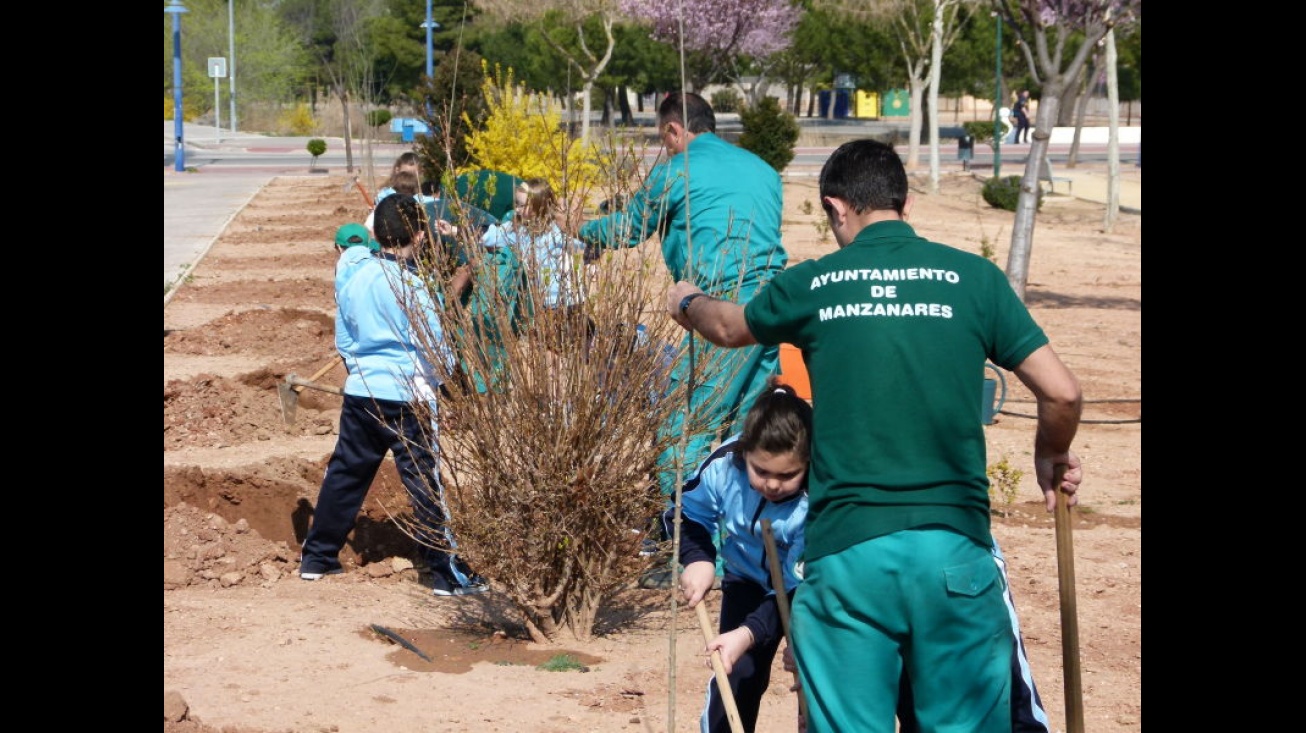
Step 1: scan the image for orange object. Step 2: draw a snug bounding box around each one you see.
[778,343,812,401]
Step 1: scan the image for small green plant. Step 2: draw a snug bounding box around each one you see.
[979,234,996,262]
[800,200,814,216]
[536,654,585,672]
[981,175,1042,212]
[987,454,1024,511]
[366,109,393,127]
[710,88,741,113]
[738,96,800,173]
[306,138,327,169]
[815,217,831,245]
[963,120,999,152]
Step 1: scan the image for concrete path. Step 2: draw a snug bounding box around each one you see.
[164,167,271,301]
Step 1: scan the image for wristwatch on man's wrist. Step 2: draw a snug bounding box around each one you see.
[679,292,709,317]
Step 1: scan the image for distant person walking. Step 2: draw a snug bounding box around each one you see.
[1012,90,1032,144]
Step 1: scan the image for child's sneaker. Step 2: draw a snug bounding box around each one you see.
[638,566,675,590]
[300,567,344,581]
[431,573,489,596]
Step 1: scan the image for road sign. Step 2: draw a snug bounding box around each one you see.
[208,57,227,79]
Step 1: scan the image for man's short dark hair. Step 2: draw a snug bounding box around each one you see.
[819,139,909,216]
[372,194,426,250]
[658,92,716,134]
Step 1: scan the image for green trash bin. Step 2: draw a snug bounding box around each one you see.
[881,88,910,118]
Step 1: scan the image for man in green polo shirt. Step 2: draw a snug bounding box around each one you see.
[664,139,1084,733]
[579,91,787,517]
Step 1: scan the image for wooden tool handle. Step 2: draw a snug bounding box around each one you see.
[355,179,374,209]
[695,602,746,733]
[292,355,343,394]
[285,375,343,395]
[1052,463,1084,733]
[762,519,808,727]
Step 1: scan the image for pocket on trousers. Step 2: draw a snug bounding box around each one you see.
[943,554,1000,598]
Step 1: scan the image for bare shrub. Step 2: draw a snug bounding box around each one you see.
[376,89,759,643]
[377,124,721,642]
[424,233,702,642]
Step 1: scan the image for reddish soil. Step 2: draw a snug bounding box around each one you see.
[163,169,1141,732]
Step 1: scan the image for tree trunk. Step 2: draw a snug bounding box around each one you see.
[1005,86,1063,301]
[1104,28,1121,232]
[905,76,925,169]
[338,86,355,174]
[926,10,945,194]
[617,85,633,126]
[1067,69,1088,168]
[1055,66,1085,127]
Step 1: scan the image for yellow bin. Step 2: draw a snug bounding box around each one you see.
[778,344,812,401]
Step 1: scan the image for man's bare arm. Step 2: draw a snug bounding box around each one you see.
[1012,344,1084,511]
[665,281,757,348]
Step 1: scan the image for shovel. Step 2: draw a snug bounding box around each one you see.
[278,356,343,425]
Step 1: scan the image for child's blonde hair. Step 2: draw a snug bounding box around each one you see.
[517,178,557,223]
[390,170,420,197]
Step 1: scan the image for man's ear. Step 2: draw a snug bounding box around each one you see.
[902,194,915,219]
[663,121,685,148]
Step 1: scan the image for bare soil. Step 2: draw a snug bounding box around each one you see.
[163,169,1141,733]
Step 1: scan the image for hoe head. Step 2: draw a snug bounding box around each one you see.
[278,372,345,425]
[278,376,300,425]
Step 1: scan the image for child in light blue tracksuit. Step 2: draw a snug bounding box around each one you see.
[665,379,810,733]
[301,194,487,597]
[484,177,593,346]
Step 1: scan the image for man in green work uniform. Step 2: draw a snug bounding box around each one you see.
[665,139,1084,732]
[579,91,787,515]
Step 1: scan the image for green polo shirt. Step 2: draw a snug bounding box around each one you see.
[744,220,1047,560]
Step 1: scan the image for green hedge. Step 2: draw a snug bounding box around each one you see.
[738,97,799,173]
[981,175,1043,212]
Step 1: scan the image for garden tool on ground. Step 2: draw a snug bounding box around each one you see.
[278,355,344,425]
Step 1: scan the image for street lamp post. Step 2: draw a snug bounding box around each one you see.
[229,0,237,133]
[993,11,1003,178]
[166,0,189,173]
[421,0,440,79]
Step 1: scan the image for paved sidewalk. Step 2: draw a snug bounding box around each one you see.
[164,167,271,301]
[1050,164,1141,213]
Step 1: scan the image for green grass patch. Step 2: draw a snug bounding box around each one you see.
[536,654,585,672]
